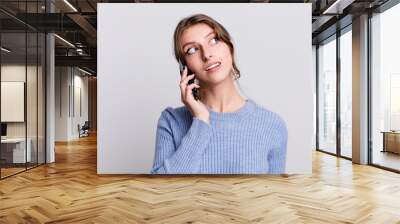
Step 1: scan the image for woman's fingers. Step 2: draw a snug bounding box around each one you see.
[179,66,200,105]
[181,74,195,86]
[180,74,195,95]
[180,65,188,78]
[185,83,200,100]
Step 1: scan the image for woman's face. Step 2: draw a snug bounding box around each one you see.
[180,23,233,86]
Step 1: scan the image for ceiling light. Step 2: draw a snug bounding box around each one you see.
[323,0,341,14]
[63,0,78,12]
[1,47,11,53]
[54,34,75,48]
[78,67,93,76]
[322,0,355,15]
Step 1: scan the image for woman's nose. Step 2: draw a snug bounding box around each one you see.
[202,46,213,61]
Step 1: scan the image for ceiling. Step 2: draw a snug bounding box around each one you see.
[0,0,393,75]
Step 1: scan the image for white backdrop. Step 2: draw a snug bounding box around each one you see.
[98,3,313,174]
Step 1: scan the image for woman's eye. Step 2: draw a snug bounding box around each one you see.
[186,47,197,55]
[210,37,219,45]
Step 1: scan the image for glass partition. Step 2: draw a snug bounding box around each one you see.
[38,31,45,165]
[0,31,28,177]
[317,36,337,155]
[27,31,38,169]
[0,1,46,179]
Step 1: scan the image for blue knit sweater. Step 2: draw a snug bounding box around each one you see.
[151,99,288,174]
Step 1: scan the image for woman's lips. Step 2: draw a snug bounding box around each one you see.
[205,62,221,73]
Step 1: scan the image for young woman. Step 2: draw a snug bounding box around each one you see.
[151,14,288,174]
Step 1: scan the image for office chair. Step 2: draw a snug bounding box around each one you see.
[79,121,90,138]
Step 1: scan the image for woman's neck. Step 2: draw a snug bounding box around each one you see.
[200,81,246,113]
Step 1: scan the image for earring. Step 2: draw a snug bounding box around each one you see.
[231,68,240,80]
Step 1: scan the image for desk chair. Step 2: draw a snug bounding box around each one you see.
[79,121,90,138]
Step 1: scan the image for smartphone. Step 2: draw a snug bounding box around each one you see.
[178,60,200,100]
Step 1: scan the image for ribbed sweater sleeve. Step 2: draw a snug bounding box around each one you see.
[151,109,212,174]
[267,118,288,174]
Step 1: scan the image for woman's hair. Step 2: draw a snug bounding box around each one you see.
[173,14,240,80]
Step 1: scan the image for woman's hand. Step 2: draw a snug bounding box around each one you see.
[180,66,210,124]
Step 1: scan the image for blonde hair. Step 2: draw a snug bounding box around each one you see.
[173,14,240,80]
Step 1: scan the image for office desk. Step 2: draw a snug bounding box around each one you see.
[1,138,32,163]
[381,131,400,154]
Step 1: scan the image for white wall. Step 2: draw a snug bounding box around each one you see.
[72,72,89,138]
[98,3,313,174]
[55,67,69,141]
[312,45,317,149]
[55,67,89,141]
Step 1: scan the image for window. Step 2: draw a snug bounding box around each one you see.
[370,2,400,171]
[340,28,352,158]
[318,36,337,154]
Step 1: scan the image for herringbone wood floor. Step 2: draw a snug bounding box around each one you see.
[1,134,400,224]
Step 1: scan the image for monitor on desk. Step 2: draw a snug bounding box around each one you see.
[1,123,7,138]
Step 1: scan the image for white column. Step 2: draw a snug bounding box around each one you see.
[46,33,55,163]
[46,1,56,163]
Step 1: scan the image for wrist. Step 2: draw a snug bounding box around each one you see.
[195,115,210,124]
